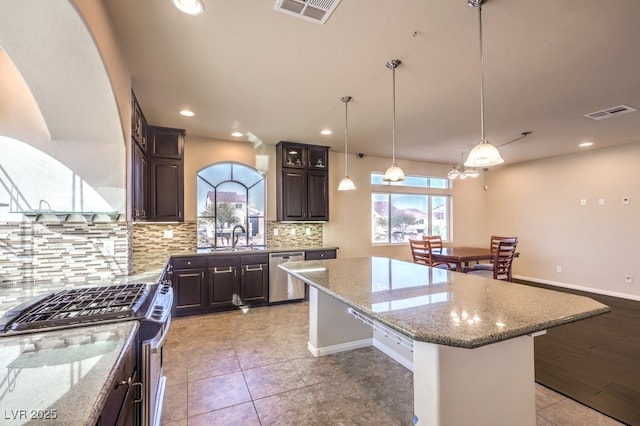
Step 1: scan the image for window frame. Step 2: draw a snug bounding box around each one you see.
[370,172,452,245]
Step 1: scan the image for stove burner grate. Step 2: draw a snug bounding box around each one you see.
[8,283,149,332]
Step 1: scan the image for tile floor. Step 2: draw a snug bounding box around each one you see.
[161,302,624,426]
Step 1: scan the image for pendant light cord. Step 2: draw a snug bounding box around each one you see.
[392,65,397,163]
[478,4,485,141]
[342,96,351,175]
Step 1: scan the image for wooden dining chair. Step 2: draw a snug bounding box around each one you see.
[422,235,443,252]
[468,240,518,281]
[473,236,518,270]
[409,239,454,270]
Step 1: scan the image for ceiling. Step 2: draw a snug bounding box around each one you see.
[102,0,640,166]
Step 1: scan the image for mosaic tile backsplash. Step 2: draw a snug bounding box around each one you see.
[0,221,128,284]
[0,220,324,284]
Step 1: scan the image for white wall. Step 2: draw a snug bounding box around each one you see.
[485,142,640,300]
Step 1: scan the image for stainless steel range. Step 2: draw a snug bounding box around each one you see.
[0,282,173,426]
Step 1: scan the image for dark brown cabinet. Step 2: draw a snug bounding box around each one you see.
[172,257,207,317]
[132,142,148,220]
[171,253,268,317]
[148,126,184,159]
[149,157,183,222]
[97,338,138,426]
[276,141,329,221]
[130,91,185,223]
[304,248,337,260]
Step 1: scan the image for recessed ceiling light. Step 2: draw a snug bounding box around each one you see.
[321,129,332,136]
[231,131,243,137]
[172,0,204,16]
[179,109,195,117]
[579,141,594,148]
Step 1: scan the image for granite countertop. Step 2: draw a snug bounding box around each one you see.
[279,256,611,349]
[0,321,139,425]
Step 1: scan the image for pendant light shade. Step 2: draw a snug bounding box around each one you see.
[383,59,406,182]
[337,96,356,191]
[464,0,504,168]
[173,0,205,16]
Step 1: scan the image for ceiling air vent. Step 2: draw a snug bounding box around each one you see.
[584,104,637,120]
[274,0,342,25]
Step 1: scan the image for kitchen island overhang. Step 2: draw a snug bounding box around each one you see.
[279,257,610,426]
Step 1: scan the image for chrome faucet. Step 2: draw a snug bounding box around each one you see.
[231,224,246,249]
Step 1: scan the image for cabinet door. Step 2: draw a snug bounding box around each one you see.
[280,169,306,221]
[240,264,268,306]
[149,158,183,222]
[148,126,184,159]
[132,143,148,221]
[173,269,205,316]
[208,265,237,310]
[307,171,329,220]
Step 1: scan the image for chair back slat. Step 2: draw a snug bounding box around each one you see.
[422,235,443,251]
[493,240,518,280]
[490,236,518,255]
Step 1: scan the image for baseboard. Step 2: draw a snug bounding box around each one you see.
[307,338,372,357]
[513,275,640,302]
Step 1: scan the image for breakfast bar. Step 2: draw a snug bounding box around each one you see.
[280,257,610,426]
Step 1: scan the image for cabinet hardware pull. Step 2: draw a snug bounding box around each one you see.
[132,382,144,403]
[245,265,263,272]
[214,267,233,273]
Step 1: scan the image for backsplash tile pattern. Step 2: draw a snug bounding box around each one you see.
[0,221,323,285]
[266,221,323,247]
[131,222,197,274]
[0,222,128,284]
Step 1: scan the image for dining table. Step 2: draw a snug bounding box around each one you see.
[429,246,517,275]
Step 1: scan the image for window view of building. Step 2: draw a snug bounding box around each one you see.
[370,173,451,244]
[196,162,265,249]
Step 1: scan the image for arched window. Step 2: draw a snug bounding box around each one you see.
[197,162,265,250]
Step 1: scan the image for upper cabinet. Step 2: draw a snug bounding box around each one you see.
[131,91,185,222]
[276,141,329,222]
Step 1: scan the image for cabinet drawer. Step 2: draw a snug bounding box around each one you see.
[208,255,240,267]
[240,253,269,265]
[305,249,336,260]
[172,257,206,270]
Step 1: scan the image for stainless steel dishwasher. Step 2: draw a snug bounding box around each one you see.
[269,251,305,303]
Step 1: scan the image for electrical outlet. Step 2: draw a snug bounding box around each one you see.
[273,228,279,236]
[556,266,562,273]
[625,275,633,284]
[306,228,311,236]
[580,199,587,206]
[290,228,296,236]
[598,198,605,206]
[102,239,115,256]
[163,229,173,238]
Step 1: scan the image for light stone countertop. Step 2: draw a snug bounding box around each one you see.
[0,321,139,425]
[279,256,611,349]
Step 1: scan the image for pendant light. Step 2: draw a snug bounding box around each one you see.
[464,0,504,168]
[383,59,406,182]
[173,0,205,16]
[337,96,356,191]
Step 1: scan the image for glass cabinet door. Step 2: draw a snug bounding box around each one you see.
[307,146,327,170]
[282,144,306,168]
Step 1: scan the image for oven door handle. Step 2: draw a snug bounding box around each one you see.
[151,315,171,353]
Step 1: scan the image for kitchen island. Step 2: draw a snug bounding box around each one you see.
[280,257,610,426]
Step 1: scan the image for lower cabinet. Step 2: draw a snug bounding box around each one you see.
[96,339,138,426]
[172,257,207,317]
[171,254,268,317]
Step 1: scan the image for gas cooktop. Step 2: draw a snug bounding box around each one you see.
[0,283,151,334]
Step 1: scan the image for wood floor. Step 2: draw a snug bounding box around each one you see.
[519,280,640,425]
